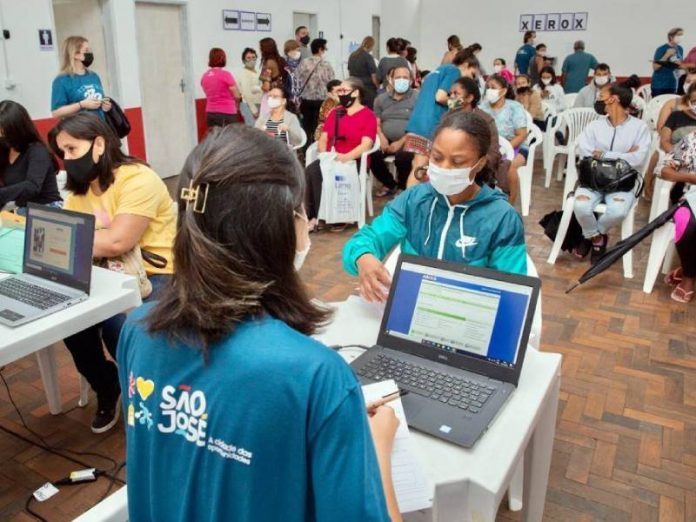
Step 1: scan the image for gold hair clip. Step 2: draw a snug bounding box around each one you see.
[180,181,209,214]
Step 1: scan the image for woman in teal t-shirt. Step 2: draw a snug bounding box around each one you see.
[117,125,402,522]
[51,36,112,118]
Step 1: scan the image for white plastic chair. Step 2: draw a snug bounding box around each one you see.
[305,142,318,166]
[291,128,307,151]
[643,176,676,293]
[562,93,578,110]
[547,157,636,279]
[544,108,602,188]
[636,84,652,104]
[518,125,544,216]
[643,94,680,131]
[498,136,515,161]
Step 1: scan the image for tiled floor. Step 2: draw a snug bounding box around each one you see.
[1,160,695,521]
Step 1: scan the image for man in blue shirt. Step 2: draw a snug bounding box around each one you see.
[651,27,685,96]
[514,31,536,75]
[561,41,599,94]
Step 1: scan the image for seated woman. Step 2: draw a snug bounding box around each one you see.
[480,74,528,203]
[0,100,61,212]
[534,66,565,114]
[49,113,175,433]
[572,83,651,262]
[660,82,696,154]
[514,74,545,130]
[305,78,377,231]
[661,130,696,303]
[314,79,342,141]
[255,87,304,147]
[118,125,401,521]
[492,58,514,84]
[343,111,527,303]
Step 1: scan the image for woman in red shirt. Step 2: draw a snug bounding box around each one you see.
[305,78,377,230]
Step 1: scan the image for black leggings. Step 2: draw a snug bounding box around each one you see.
[300,99,324,145]
[676,210,696,278]
[370,150,414,190]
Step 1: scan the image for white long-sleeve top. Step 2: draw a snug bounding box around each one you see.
[578,115,652,171]
[533,84,566,113]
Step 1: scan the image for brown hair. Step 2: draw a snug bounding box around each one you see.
[60,36,88,75]
[350,36,375,60]
[283,39,300,55]
[147,125,330,353]
[208,47,226,67]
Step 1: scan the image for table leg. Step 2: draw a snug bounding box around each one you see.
[35,344,62,415]
[521,372,561,522]
[507,456,524,511]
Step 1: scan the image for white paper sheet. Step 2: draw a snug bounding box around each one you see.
[362,380,433,514]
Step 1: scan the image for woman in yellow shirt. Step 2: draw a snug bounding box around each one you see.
[49,113,175,433]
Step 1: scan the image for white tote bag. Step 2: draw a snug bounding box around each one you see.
[317,152,362,224]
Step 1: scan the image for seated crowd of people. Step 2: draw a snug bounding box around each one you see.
[0,24,695,520]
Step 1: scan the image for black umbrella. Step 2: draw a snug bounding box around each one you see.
[566,200,687,293]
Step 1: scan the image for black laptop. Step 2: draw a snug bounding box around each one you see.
[351,254,540,448]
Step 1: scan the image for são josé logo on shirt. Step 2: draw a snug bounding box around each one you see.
[126,372,254,466]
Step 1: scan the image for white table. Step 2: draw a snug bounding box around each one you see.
[315,296,562,522]
[0,267,141,414]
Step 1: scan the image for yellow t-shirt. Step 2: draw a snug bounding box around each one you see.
[65,163,176,275]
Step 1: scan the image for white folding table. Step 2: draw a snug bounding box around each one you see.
[315,296,562,522]
[0,267,141,414]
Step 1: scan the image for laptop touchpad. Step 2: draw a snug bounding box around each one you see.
[402,393,427,420]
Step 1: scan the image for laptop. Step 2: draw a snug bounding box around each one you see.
[0,203,95,327]
[351,254,540,448]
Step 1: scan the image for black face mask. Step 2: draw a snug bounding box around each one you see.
[64,141,99,186]
[82,52,94,68]
[338,92,356,108]
[516,86,531,94]
[300,35,310,46]
[594,100,607,115]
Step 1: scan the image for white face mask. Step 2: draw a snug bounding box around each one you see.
[690,101,696,113]
[485,88,502,104]
[427,161,480,196]
[493,64,503,73]
[541,77,552,86]
[684,82,692,93]
[268,97,283,109]
[594,75,610,86]
[288,51,301,61]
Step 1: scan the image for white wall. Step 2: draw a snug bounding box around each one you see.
[389,0,696,77]
[186,0,381,98]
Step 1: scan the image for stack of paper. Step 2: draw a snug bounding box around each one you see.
[362,380,433,514]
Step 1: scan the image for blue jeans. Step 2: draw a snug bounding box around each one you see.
[63,273,172,402]
[573,187,635,239]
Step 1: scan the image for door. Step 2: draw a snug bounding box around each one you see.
[52,0,111,94]
[135,2,193,178]
[293,12,318,40]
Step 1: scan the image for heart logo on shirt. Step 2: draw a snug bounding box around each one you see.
[136,377,155,401]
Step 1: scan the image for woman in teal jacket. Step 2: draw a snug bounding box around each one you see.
[344,111,527,302]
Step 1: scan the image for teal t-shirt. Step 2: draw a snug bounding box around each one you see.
[561,51,598,93]
[405,63,461,140]
[651,43,684,92]
[117,304,390,522]
[51,71,104,117]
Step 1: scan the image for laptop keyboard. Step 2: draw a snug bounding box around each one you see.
[0,278,72,310]
[357,353,496,414]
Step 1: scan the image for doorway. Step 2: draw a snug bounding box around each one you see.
[293,12,318,40]
[372,16,381,59]
[52,0,112,94]
[135,2,194,178]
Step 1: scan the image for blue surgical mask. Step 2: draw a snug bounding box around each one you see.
[393,78,410,94]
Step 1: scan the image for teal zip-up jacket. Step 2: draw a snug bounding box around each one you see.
[343,183,527,275]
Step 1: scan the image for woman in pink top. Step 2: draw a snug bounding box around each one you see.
[493,58,515,84]
[305,77,377,230]
[200,48,241,129]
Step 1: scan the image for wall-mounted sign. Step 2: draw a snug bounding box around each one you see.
[222,10,240,30]
[519,12,588,32]
[240,11,256,31]
[39,29,53,51]
[255,13,271,32]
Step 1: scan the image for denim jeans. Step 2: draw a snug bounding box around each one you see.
[573,187,635,239]
[63,273,172,402]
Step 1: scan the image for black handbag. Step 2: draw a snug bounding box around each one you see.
[577,157,641,195]
[104,98,131,139]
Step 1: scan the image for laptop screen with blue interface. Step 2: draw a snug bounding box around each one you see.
[384,262,532,368]
[23,205,93,293]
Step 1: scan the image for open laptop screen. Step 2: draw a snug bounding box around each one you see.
[380,258,537,383]
[23,204,95,294]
